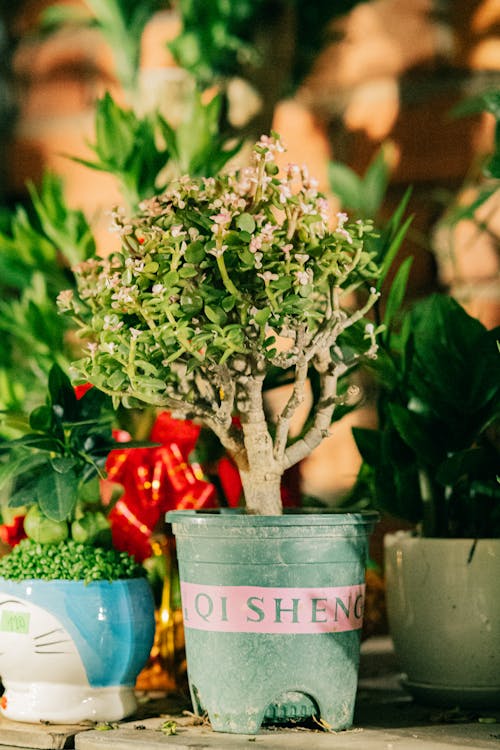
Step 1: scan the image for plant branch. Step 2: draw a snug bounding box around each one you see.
[283,368,341,469]
[273,333,309,461]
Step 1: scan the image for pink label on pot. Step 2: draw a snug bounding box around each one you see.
[180,582,365,634]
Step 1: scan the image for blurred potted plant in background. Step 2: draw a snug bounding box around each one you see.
[347,88,500,709]
[330,102,500,707]
[349,258,500,709]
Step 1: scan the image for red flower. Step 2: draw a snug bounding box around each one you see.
[0,515,27,547]
[74,383,93,400]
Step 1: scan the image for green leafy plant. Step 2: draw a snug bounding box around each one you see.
[447,89,500,233]
[0,175,96,413]
[350,291,500,538]
[71,92,170,209]
[0,538,144,582]
[72,91,242,209]
[328,144,414,275]
[60,132,384,515]
[0,88,244,417]
[0,173,95,295]
[328,143,394,221]
[40,0,165,99]
[167,0,264,87]
[168,0,372,98]
[431,88,500,285]
[159,89,242,177]
[0,363,144,545]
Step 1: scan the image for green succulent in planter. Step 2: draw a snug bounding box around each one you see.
[0,364,146,581]
[350,288,500,538]
[59,132,384,516]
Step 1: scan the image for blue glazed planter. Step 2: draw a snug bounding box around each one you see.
[167,510,378,734]
[0,577,155,723]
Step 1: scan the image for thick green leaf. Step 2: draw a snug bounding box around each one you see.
[0,454,49,493]
[362,146,391,216]
[254,307,271,326]
[236,213,256,234]
[351,427,382,466]
[48,363,78,420]
[388,402,444,467]
[50,456,78,474]
[409,296,499,426]
[29,404,52,432]
[185,241,205,263]
[382,256,413,340]
[36,469,79,521]
[205,305,227,325]
[436,446,496,487]
[328,162,363,211]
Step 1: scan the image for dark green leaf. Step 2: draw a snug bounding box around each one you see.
[205,305,227,325]
[36,469,79,521]
[221,295,236,312]
[50,456,78,474]
[48,363,78,420]
[0,454,49,493]
[185,240,205,263]
[436,447,497,487]
[29,404,52,432]
[388,402,444,467]
[351,427,383,467]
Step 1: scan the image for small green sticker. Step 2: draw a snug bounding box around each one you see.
[1,610,30,634]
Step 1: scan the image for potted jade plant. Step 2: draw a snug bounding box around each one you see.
[59,132,387,734]
[0,364,156,724]
[350,284,500,707]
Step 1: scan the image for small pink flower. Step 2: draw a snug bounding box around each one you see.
[249,236,263,253]
[295,269,311,286]
[171,225,186,238]
[56,289,74,310]
[210,209,232,226]
[258,271,279,284]
[336,227,353,244]
[336,212,349,229]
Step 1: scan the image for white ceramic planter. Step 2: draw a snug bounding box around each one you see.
[384,532,500,708]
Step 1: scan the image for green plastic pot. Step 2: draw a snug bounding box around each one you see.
[167,510,378,734]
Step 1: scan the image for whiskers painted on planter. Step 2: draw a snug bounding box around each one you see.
[34,628,73,654]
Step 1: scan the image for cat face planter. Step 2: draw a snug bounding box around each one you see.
[0,577,155,723]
